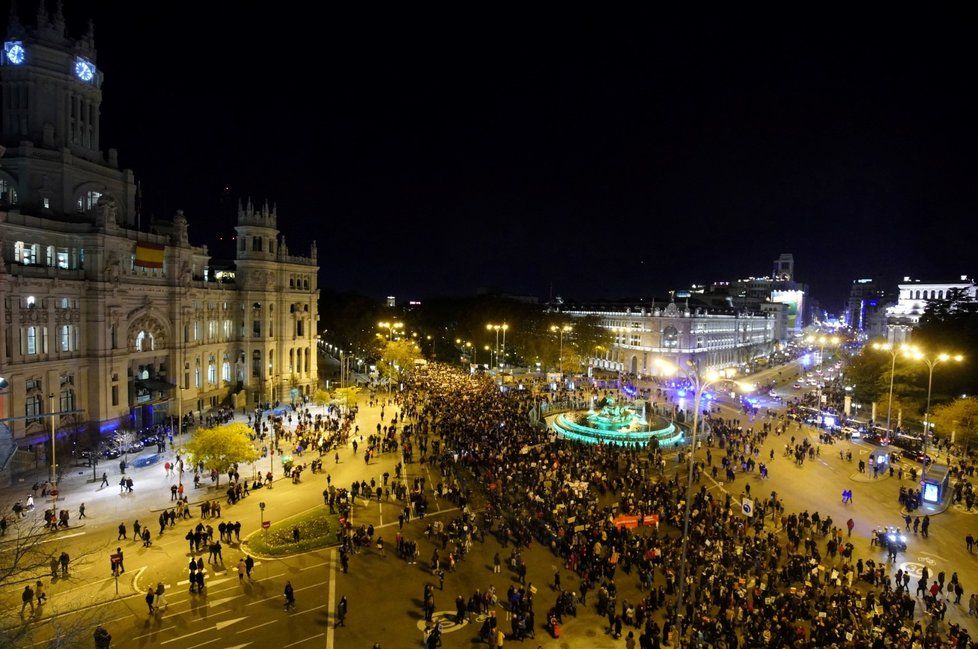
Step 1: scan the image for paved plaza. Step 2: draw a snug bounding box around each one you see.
[1,360,977,648]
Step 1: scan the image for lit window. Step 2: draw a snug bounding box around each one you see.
[42,197,50,209]
[76,190,102,211]
[0,178,18,204]
[25,326,37,354]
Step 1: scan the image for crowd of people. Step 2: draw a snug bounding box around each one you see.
[388,363,974,648]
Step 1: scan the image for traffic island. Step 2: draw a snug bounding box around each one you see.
[243,507,341,557]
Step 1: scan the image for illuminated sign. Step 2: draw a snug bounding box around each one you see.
[771,290,805,332]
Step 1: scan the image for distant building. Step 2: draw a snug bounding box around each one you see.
[386,296,396,308]
[844,279,891,332]
[673,253,806,341]
[560,302,776,377]
[886,276,976,343]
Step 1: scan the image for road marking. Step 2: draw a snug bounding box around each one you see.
[299,562,327,571]
[326,548,336,649]
[283,633,325,647]
[160,616,247,644]
[236,619,277,634]
[291,603,329,617]
[245,580,325,606]
[36,531,85,545]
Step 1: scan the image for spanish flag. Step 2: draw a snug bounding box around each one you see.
[135,242,165,268]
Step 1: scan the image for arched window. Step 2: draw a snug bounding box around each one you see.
[304,347,310,373]
[938,290,944,300]
[207,355,216,384]
[252,350,261,378]
[76,190,102,211]
[662,326,679,348]
[194,359,201,388]
[222,357,231,382]
[135,330,154,352]
[914,290,920,299]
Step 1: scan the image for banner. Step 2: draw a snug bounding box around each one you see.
[613,514,659,529]
[135,241,165,268]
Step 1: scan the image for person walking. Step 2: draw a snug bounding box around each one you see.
[245,555,255,578]
[154,582,168,612]
[284,580,295,610]
[336,595,347,627]
[78,503,86,519]
[99,472,109,489]
[145,587,156,615]
[117,522,126,540]
[237,558,246,581]
[21,584,35,616]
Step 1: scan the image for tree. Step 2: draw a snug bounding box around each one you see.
[377,340,421,383]
[0,499,103,647]
[312,388,331,407]
[930,397,978,447]
[183,422,259,486]
[333,386,361,408]
[110,429,140,463]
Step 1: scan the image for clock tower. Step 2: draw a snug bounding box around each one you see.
[0,1,136,226]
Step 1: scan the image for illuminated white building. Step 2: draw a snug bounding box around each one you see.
[886,276,976,343]
[562,302,776,376]
[0,10,318,475]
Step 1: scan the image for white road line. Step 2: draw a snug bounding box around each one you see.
[291,603,328,617]
[283,632,324,647]
[378,500,383,526]
[326,549,336,649]
[236,619,277,634]
[299,562,327,572]
[37,531,85,545]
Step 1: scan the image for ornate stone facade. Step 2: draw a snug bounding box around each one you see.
[0,8,319,454]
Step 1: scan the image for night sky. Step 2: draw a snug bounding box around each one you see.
[18,3,978,307]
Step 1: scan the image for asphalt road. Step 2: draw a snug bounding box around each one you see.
[5,359,978,648]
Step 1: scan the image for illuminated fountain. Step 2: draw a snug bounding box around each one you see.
[551,396,683,447]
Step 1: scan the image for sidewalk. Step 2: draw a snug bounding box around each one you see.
[0,405,306,524]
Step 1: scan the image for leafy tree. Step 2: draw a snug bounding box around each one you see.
[183,422,259,486]
[312,388,331,407]
[333,386,361,408]
[930,397,978,447]
[377,340,421,383]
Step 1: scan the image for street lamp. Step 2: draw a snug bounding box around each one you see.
[653,359,747,631]
[550,324,573,375]
[871,342,910,436]
[486,323,509,370]
[377,321,403,341]
[903,346,964,452]
[804,334,841,368]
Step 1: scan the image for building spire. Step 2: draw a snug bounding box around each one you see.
[35,0,48,28]
[52,0,64,33]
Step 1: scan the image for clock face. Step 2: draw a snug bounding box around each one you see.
[74,57,95,82]
[4,41,25,65]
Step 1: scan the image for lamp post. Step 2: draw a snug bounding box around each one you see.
[654,359,746,633]
[871,342,907,436]
[550,324,573,375]
[904,346,963,453]
[48,392,58,517]
[486,323,509,370]
[377,321,403,341]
